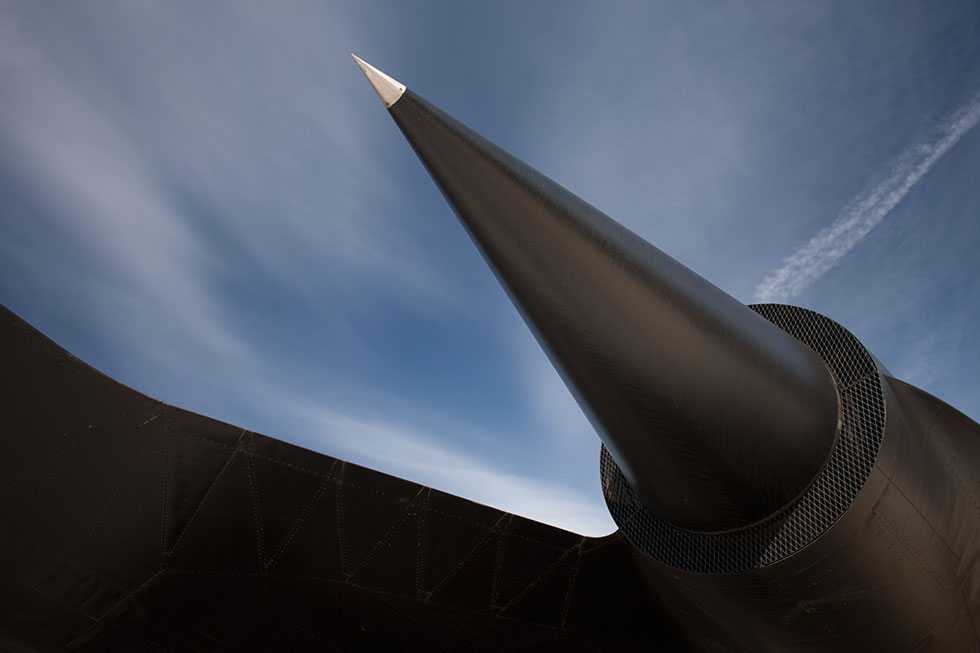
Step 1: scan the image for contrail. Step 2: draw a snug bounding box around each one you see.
[755,92,980,303]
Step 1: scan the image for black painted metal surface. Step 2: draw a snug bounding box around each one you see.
[630,373,980,652]
[0,306,689,652]
[601,304,885,574]
[388,90,840,532]
[382,84,980,651]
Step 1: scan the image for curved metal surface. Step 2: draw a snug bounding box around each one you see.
[601,304,884,574]
[386,88,840,532]
[0,305,691,652]
[632,373,980,651]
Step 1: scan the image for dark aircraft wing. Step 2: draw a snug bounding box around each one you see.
[0,306,690,652]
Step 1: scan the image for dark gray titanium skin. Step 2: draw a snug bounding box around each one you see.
[388,90,840,533]
[639,376,980,651]
[379,84,980,651]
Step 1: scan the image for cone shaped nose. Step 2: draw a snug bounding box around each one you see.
[352,54,406,107]
[363,69,840,532]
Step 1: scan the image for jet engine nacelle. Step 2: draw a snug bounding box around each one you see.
[603,304,980,651]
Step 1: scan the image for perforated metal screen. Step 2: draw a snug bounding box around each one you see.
[601,304,885,574]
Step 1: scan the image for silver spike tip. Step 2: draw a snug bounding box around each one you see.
[352,53,407,108]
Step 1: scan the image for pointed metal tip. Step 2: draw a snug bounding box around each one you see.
[351,53,407,108]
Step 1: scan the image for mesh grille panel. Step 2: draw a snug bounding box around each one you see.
[600,304,885,574]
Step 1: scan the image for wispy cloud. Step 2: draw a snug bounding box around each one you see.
[0,5,614,535]
[271,397,615,535]
[755,91,980,302]
[0,16,251,366]
[7,2,977,537]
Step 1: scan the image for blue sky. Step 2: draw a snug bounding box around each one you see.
[2,2,978,535]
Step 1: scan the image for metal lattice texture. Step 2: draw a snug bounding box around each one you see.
[600,303,885,574]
